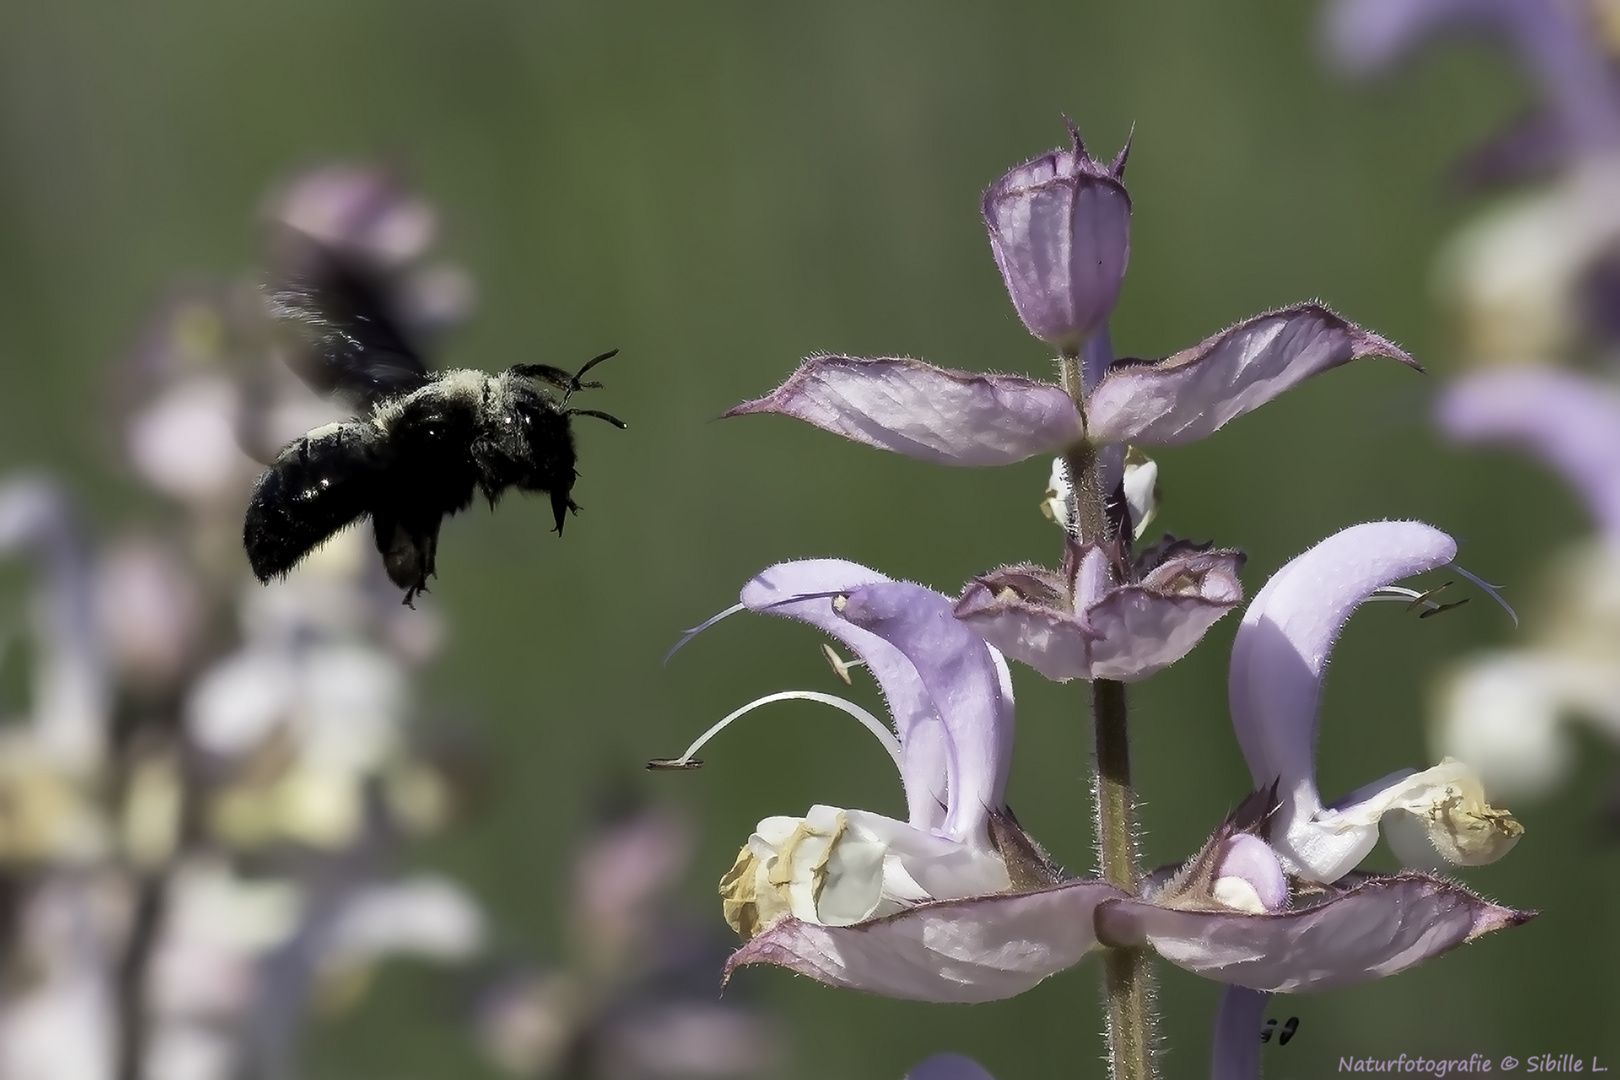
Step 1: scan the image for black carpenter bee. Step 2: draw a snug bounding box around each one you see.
[244,254,625,604]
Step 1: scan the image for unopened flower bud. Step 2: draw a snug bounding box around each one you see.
[982,121,1131,349]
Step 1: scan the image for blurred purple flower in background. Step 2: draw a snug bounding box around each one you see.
[0,163,725,1080]
[472,801,783,1079]
[907,1054,997,1080]
[1435,369,1620,800]
[1322,0,1620,184]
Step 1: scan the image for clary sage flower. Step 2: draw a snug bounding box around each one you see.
[665,537,1527,1006]
[665,558,1120,1002]
[1224,520,1524,881]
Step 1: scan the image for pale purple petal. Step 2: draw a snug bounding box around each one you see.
[1211,987,1268,1080]
[953,580,1097,683]
[1085,581,1243,682]
[1098,874,1530,992]
[1439,368,1620,541]
[984,127,1131,349]
[839,583,1013,842]
[1086,305,1417,447]
[739,559,946,831]
[908,1054,997,1080]
[725,356,1083,466]
[1228,521,1456,881]
[724,882,1125,1003]
[955,550,1242,683]
[1212,835,1288,914]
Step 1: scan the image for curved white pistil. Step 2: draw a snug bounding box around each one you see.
[659,690,903,775]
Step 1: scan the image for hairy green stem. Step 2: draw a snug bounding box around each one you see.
[1094,679,1155,1080]
[1059,345,1157,1080]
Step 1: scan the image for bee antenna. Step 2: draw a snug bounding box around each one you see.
[562,348,619,407]
[568,408,627,429]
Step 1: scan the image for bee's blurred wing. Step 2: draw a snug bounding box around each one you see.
[268,251,432,410]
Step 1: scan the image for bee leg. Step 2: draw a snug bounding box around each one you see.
[550,488,583,534]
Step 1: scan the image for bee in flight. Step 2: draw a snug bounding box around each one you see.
[244,252,625,604]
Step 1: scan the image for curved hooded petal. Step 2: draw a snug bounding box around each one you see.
[724,880,1125,1003]
[907,1054,997,1080]
[954,549,1243,683]
[983,124,1132,349]
[1211,987,1269,1080]
[724,356,1083,466]
[1438,368,1620,541]
[1229,521,1456,881]
[1085,305,1417,448]
[837,582,1014,844]
[1098,874,1531,993]
[739,559,947,829]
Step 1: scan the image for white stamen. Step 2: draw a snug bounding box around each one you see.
[663,603,746,664]
[820,643,866,685]
[657,690,903,775]
[1450,562,1519,628]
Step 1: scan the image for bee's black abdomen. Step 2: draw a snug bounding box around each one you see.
[244,421,390,581]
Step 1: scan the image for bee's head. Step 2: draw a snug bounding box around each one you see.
[477,353,625,531]
[475,379,576,499]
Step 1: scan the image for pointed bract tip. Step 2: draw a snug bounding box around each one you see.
[1111,126,1134,178]
[1060,112,1086,157]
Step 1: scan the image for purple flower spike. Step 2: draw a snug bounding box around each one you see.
[1086,304,1418,447]
[983,121,1132,350]
[1438,368,1620,542]
[955,540,1245,683]
[1230,521,1523,882]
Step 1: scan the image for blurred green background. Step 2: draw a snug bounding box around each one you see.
[1,1,1615,1077]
